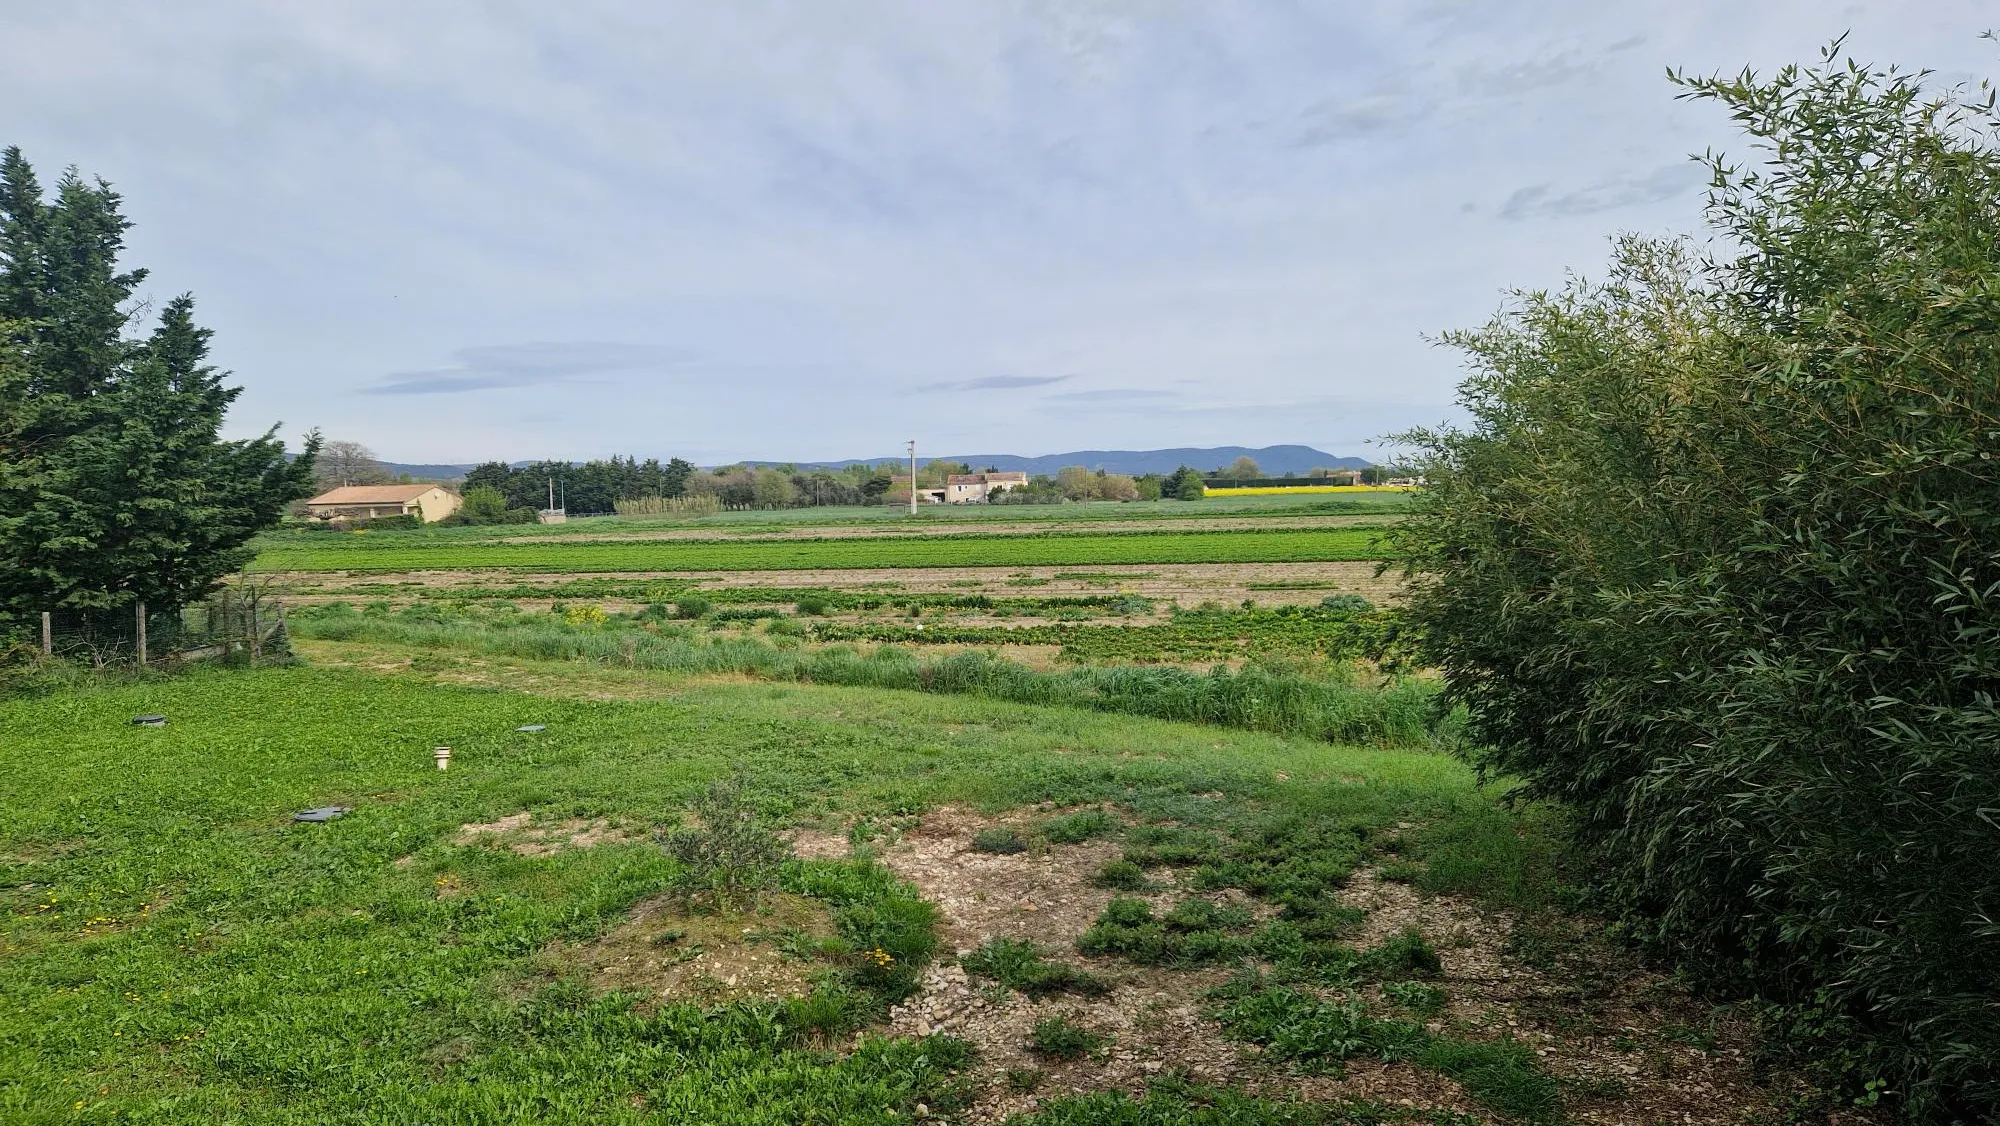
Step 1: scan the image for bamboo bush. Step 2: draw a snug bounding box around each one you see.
[1387,49,2000,1120]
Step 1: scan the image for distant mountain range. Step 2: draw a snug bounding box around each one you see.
[371,445,1369,481]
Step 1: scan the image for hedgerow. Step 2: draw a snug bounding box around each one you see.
[1388,49,2000,1119]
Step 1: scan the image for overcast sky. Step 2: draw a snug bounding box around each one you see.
[4,2,1991,465]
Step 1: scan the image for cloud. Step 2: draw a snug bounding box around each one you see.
[1457,52,1594,98]
[1044,388,1174,402]
[1606,34,1647,52]
[916,374,1072,392]
[1498,161,1707,221]
[365,342,692,395]
[1294,91,1431,146]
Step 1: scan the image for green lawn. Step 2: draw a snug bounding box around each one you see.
[251,527,1393,575]
[0,664,1531,1125]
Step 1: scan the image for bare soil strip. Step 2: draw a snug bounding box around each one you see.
[277,560,1402,608]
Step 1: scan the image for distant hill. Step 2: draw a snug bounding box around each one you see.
[747,445,1370,476]
[368,445,1370,480]
[373,461,479,481]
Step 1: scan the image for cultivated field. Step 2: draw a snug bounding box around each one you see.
[2,494,1818,1124]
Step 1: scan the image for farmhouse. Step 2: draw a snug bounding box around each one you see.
[944,471,1029,503]
[303,484,462,523]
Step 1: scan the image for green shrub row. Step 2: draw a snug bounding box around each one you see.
[1387,55,2000,1119]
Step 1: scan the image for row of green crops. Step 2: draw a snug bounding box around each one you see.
[253,527,1391,574]
[302,580,1140,614]
[289,603,1448,748]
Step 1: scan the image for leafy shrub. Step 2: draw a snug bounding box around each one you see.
[1030,1016,1109,1061]
[1317,594,1372,613]
[659,774,790,905]
[794,596,832,616]
[672,595,712,619]
[562,604,607,626]
[1387,51,2000,1116]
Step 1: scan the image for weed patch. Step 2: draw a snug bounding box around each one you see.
[961,937,1109,998]
[1031,1015,1111,1061]
[1210,973,1561,1123]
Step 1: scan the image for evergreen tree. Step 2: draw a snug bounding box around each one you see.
[0,146,318,626]
[1162,465,1206,500]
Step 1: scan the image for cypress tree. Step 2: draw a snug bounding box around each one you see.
[0,146,318,627]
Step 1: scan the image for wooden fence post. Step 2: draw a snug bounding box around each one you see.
[41,611,51,656]
[135,600,147,667]
[250,598,261,662]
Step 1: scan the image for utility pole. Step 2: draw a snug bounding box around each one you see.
[907,439,918,516]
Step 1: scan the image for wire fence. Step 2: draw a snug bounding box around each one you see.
[29,590,293,668]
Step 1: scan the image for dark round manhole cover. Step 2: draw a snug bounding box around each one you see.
[132,715,167,726]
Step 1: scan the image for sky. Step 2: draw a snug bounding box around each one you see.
[3,1,1992,466]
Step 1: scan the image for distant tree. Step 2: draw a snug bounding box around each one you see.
[1223,455,1262,480]
[315,440,389,488]
[462,461,515,498]
[860,473,893,502]
[458,486,511,523]
[1098,473,1139,502]
[717,470,756,510]
[988,475,1066,505]
[792,472,861,507]
[662,457,695,498]
[447,486,536,525]
[1163,465,1206,500]
[1054,465,1099,501]
[0,147,318,625]
[751,467,796,509]
[1134,475,1163,501]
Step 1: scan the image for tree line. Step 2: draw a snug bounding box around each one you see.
[409,456,1227,514]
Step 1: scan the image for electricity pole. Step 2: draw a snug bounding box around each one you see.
[907,439,918,516]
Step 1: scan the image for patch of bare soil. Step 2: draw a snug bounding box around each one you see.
[454,812,635,856]
[1334,869,1876,1126]
[819,806,1481,1123]
[556,891,836,1009]
[803,807,1852,1125]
